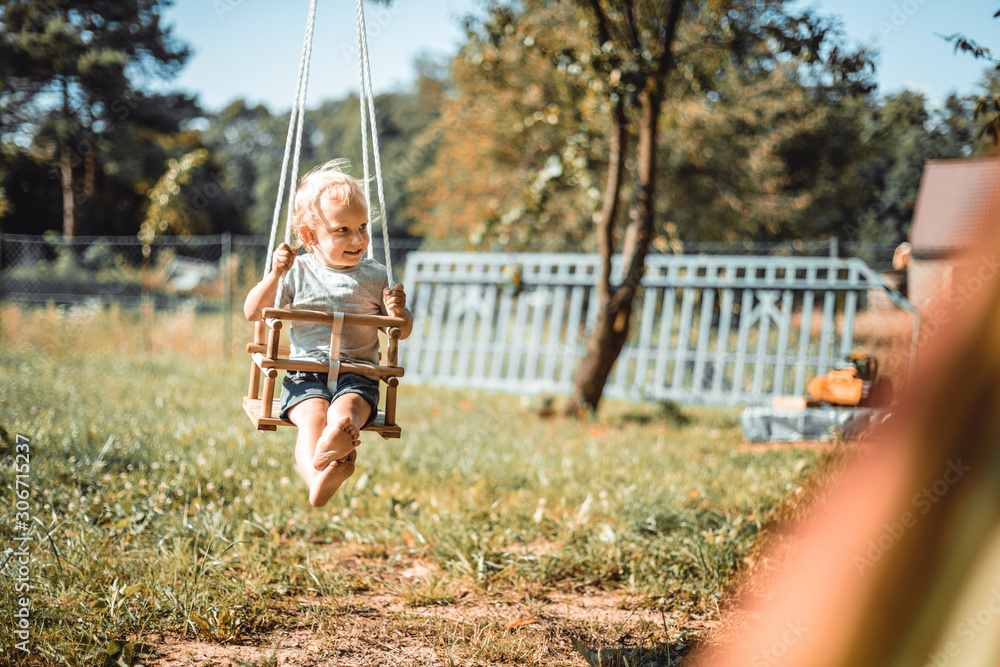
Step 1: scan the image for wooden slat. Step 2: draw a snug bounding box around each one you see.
[507,289,532,382]
[730,289,756,401]
[691,286,716,392]
[652,286,677,389]
[793,289,816,396]
[438,283,464,377]
[633,285,660,392]
[559,285,587,384]
[470,283,499,381]
[840,266,859,359]
[252,356,403,377]
[771,289,795,396]
[454,284,481,380]
[749,294,772,396]
[710,287,735,396]
[243,397,400,439]
[402,279,432,370]
[671,284,697,390]
[817,290,837,376]
[524,289,550,383]
[488,284,516,381]
[750,265,778,395]
[541,283,569,388]
[261,308,405,329]
[422,282,449,377]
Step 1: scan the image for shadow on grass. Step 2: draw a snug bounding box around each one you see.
[573,637,689,666]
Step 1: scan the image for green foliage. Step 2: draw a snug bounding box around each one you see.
[941,6,1000,145]
[839,91,982,257]
[0,0,247,237]
[411,0,883,250]
[139,148,210,246]
[201,83,443,238]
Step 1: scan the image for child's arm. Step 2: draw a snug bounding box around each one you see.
[244,243,295,321]
[383,285,414,340]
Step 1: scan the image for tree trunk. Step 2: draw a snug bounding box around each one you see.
[564,84,660,415]
[564,91,628,416]
[60,145,76,239]
[564,0,684,416]
[60,77,77,239]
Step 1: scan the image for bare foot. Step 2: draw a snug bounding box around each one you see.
[308,450,357,507]
[313,415,360,471]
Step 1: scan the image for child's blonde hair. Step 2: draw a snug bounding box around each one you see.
[292,159,368,248]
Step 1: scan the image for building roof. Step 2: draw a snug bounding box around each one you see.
[909,157,1000,255]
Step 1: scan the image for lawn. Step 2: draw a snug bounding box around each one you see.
[0,303,838,666]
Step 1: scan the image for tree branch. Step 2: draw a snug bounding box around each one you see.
[586,0,612,46]
[620,0,686,291]
[597,93,627,301]
[657,0,687,81]
[621,0,642,56]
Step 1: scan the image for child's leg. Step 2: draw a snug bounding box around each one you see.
[287,397,331,489]
[287,396,359,508]
[312,393,369,471]
[308,393,370,506]
[309,448,357,508]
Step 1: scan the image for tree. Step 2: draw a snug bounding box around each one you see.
[844,91,979,254]
[413,0,874,414]
[0,0,191,237]
[942,3,1000,144]
[201,100,292,236]
[407,3,606,250]
[202,77,443,239]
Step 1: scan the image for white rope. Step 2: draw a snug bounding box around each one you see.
[285,8,318,248]
[265,0,394,290]
[355,0,394,285]
[264,0,319,278]
[355,5,373,260]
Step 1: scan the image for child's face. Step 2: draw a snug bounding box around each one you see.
[308,199,369,269]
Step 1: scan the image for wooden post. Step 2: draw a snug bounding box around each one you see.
[385,378,398,424]
[260,320,282,418]
[387,327,400,366]
[222,232,232,358]
[248,320,264,400]
[141,244,152,357]
[385,327,401,424]
[0,232,4,342]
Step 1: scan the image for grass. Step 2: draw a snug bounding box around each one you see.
[0,302,843,665]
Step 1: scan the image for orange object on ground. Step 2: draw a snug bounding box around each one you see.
[807,367,864,406]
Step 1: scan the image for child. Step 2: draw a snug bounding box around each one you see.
[244,160,413,508]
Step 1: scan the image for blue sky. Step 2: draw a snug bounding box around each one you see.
[159,0,999,111]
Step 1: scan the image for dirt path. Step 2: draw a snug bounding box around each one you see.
[143,546,709,666]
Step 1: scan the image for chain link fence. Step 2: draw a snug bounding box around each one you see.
[0,233,425,310]
[0,233,901,311]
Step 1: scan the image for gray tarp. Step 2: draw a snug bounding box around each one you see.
[740,406,889,442]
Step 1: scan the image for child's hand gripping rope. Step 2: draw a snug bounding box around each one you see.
[384,285,407,318]
[271,242,295,276]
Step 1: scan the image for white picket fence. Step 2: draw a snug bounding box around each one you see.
[399,252,911,406]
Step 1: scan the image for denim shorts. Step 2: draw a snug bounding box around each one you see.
[279,371,380,428]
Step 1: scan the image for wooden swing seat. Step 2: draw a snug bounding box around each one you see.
[244,307,405,439]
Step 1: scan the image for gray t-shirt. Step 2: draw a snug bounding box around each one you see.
[276,253,389,365]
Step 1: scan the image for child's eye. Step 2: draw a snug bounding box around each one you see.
[360,224,368,231]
